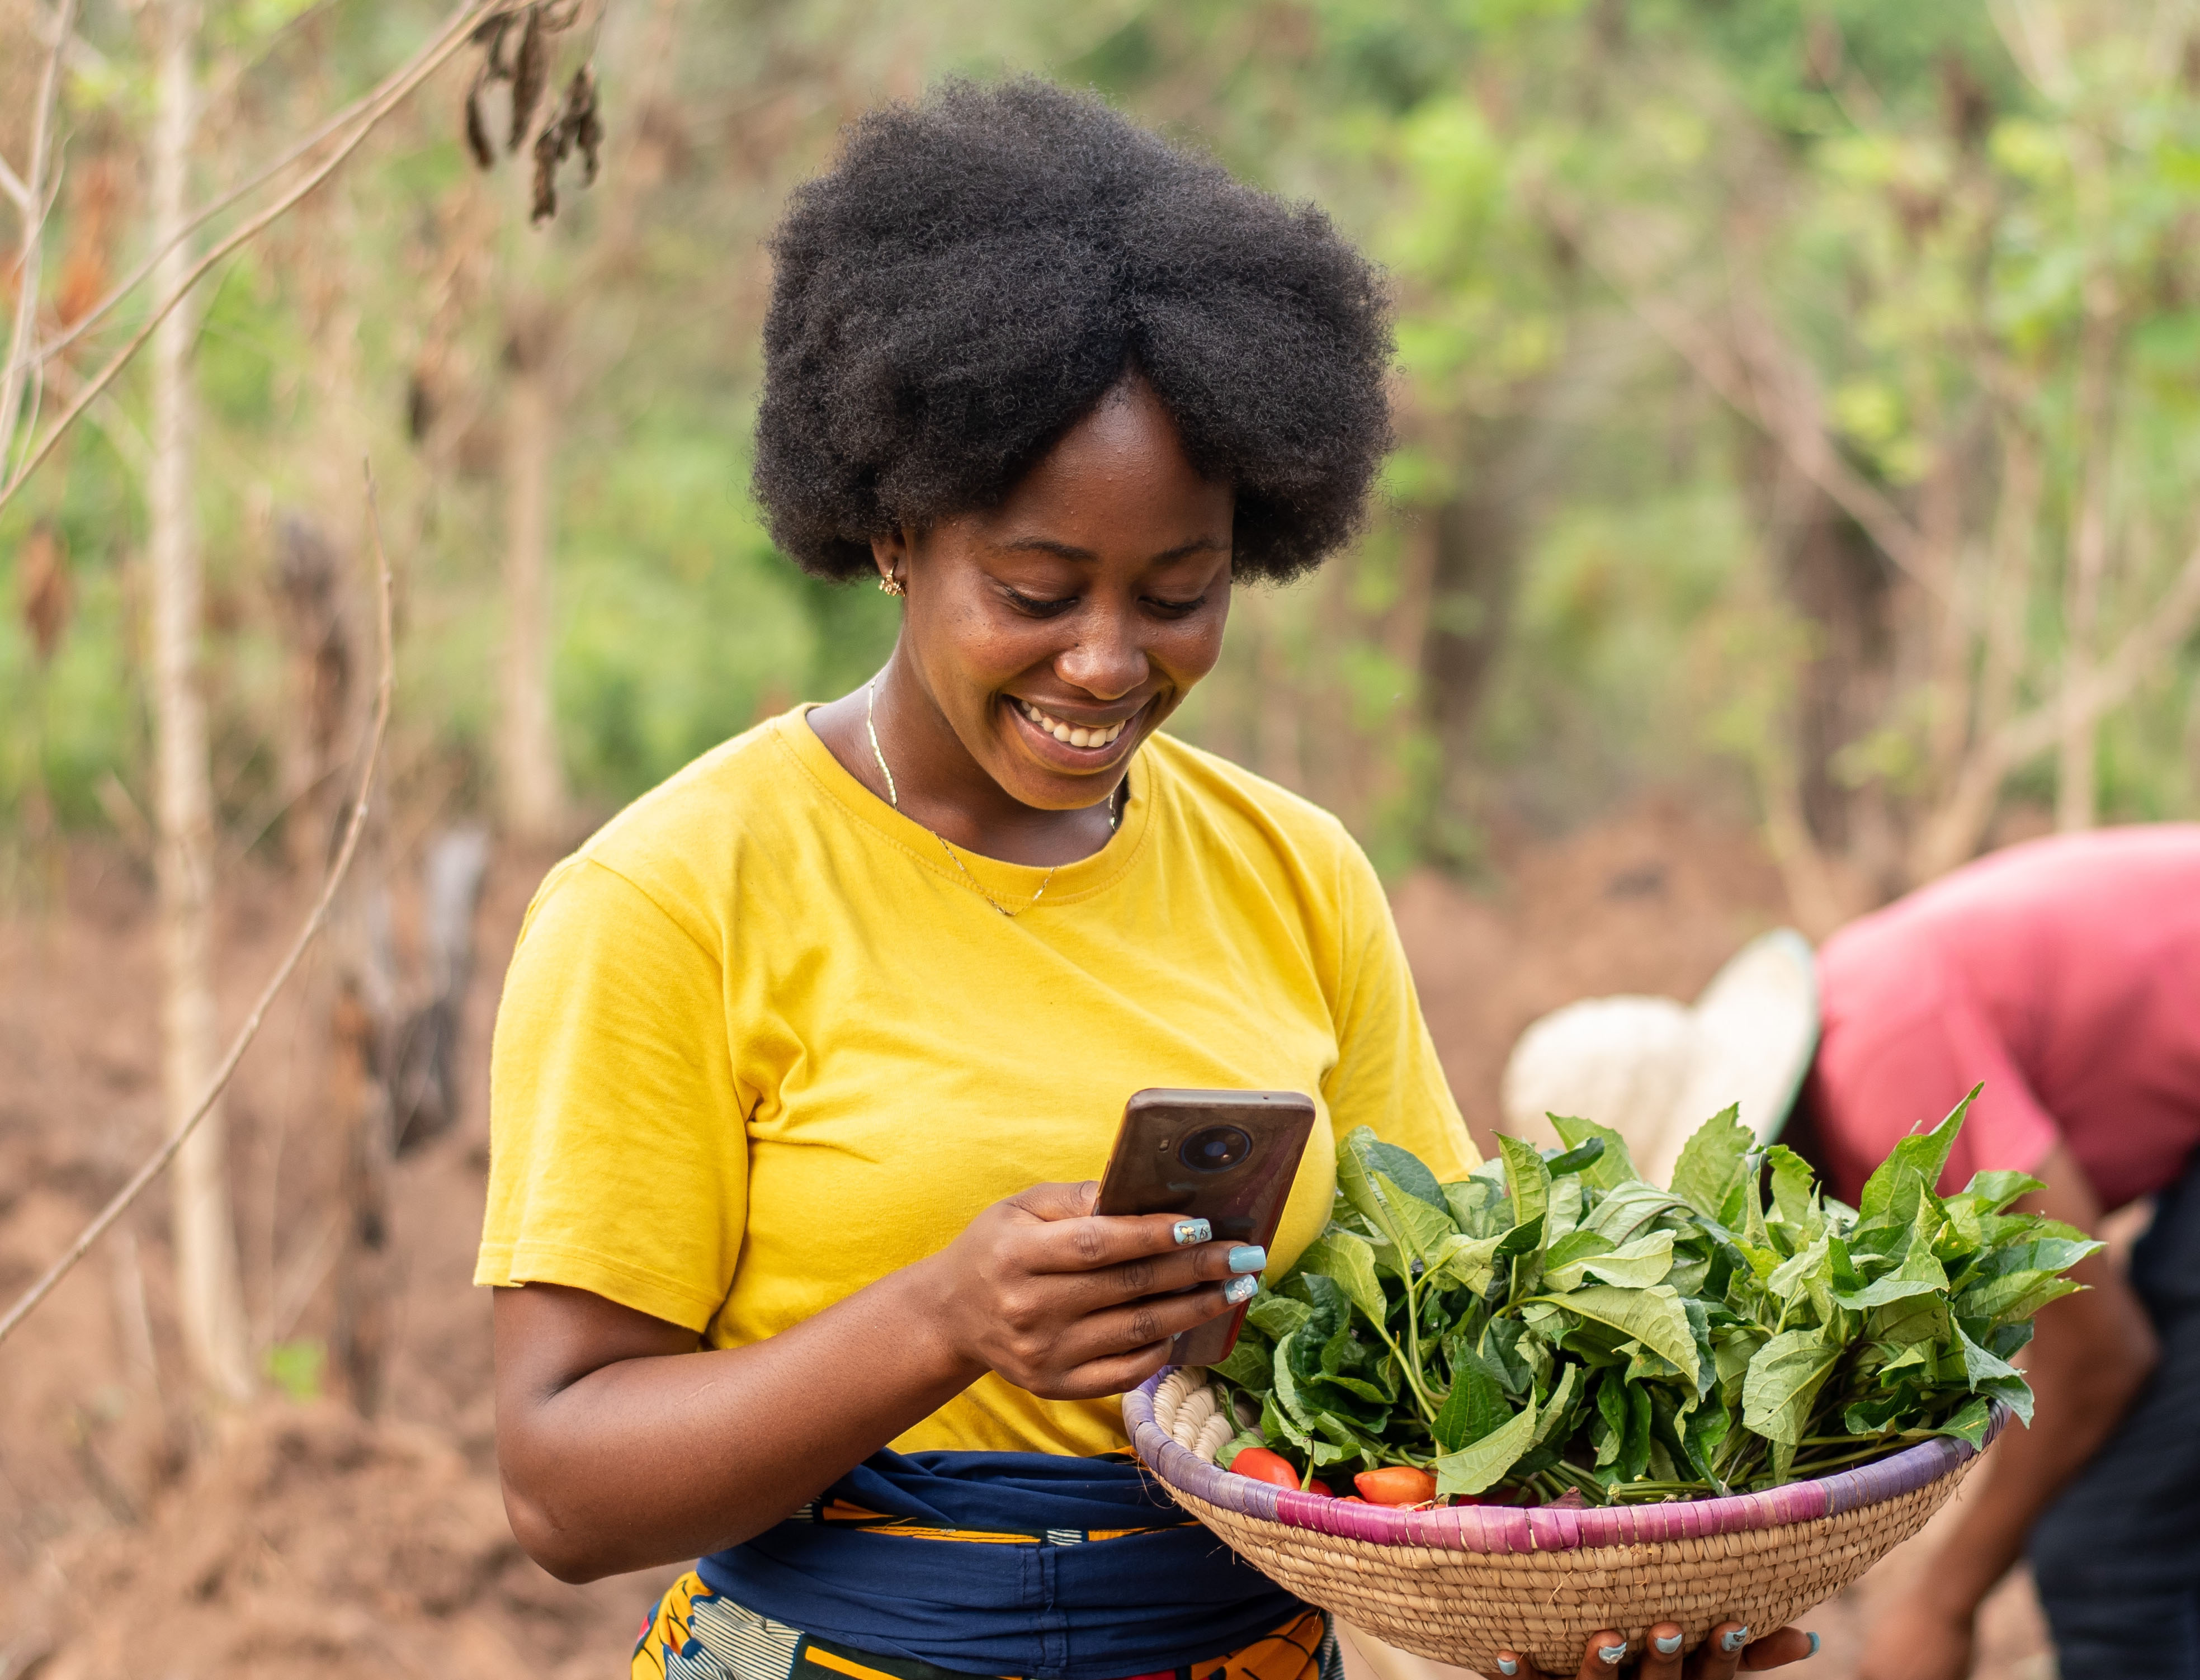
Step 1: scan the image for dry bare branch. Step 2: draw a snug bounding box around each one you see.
[0,463,397,1356]
[1542,194,1954,614]
[0,0,83,477]
[29,0,518,377]
[0,11,497,516]
[1915,532,2200,877]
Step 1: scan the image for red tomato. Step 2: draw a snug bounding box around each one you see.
[1229,1448,1304,1489]
[1354,1467,1439,1507]
[1230,1449,1331,1496]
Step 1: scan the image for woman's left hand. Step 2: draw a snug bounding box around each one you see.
[1493,1623,1818,1680]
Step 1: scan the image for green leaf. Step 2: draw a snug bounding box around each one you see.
[1954,1322,2035,1425]
[1295,1231,1390,1331]
[1549,1113,1641,1190]
[1425,1230,1507,1294]
[1860,1088,1975,1218]
[1362,1136,1450,1214]
[1336,1127,1406,1249]
[1670,1105,1753,1219]
[1442,1177,1508,1238]
[1764,1145,1822,1239]
[1260,1390,1309,1452]
[1433,1347,1513,1451]
[1272,1329,1323,1429]
[1583,1181,1691,1247]
[1377,1170,1461,1260]
[1535,1284,1701,1386]
[1495,1134,1552,1234]
[1546,1228,1676,1293]
[1830,1233,1948,1309]
[1530,1362,1582,1451]
[1433,1390,1538,1498]
[1957,1271,2083,1327]
[1245,1294,1313,1340]
[1930,1395,1994,1448]
[1620,1382,1653,1483]
[1743,1328,1844,1446]
[1215,1429,1265,1469]
[1956,1171,2044,1215]
[1211,1325,1276,1389]
[1543,1136,1607,1178]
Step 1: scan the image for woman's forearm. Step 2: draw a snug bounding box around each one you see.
[496,1263,979,1582]
[493,1186,1256,1583]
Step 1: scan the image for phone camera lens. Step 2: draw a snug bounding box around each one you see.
[1179,1125,1252,1173]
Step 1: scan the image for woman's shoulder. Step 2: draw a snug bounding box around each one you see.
[534,712,822,935]
[1145,732,1353,843]
[1141,732,1373,892]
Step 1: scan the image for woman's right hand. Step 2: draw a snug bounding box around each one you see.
[922,1179,1263,1401]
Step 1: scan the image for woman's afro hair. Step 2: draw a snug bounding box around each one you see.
[752,78,1394,584]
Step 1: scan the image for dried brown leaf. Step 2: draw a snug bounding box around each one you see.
[463,75,495,171]
[530,121,563,224]
[471,11,514,77]
[565,65,602,186]
[18,522,72,665]
[509,6,547,152]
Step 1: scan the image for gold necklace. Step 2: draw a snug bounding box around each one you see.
[864,679,1118,918]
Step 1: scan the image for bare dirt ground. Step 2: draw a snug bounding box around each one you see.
[0,805,2054,1679]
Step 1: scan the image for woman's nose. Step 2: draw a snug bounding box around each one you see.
[1055,610,1150,700]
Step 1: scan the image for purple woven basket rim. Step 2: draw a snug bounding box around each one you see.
[1127,1368,2006,1555]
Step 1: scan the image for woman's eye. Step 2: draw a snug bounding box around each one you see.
[1147,594,1208,617]
[1004,588,1077,617]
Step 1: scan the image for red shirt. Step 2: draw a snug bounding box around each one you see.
[1806,825,2200,1212]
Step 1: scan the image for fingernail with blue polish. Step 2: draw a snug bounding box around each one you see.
[1599,1644,1627,1666]
[1655,1634,1683,1655]
[1805,1633,1820,1659]
[1496,1660,1518,1676]
[1228,1245,1268,1275]
[1173,1219,1211,1246]
[1223,1274,1260,1304]
[1721,1628,1750,1654]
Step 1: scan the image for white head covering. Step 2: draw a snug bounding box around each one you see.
[1499,929,1820,1188]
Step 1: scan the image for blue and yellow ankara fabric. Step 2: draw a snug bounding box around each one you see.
[634,1571,1338,1680]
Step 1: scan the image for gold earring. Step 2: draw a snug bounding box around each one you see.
[877,572,906,597]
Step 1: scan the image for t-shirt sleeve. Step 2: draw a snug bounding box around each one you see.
[1809,943,2062,1205]
[1323,833,1480,1180]
[475,856,747,1333]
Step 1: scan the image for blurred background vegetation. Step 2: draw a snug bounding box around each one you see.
[4,0,2199,915]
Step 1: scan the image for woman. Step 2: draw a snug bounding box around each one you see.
[480,79,1811,1680]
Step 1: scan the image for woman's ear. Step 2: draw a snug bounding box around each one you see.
[870,530,912,594]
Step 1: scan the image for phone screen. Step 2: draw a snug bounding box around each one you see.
[1093,1088,1316,1367]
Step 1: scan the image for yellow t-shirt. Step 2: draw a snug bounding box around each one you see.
[477,707,1476,1457]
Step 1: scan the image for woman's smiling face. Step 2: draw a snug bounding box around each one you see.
[875,375,1235,814]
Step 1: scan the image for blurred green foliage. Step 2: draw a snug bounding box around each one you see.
[1,0,2194,890]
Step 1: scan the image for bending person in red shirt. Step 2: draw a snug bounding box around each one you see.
[1500,825,2200,1680]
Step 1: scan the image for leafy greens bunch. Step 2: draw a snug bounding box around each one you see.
[1208,1094,2099,1505]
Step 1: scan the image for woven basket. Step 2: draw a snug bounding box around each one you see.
[1126,1370,2003,1674]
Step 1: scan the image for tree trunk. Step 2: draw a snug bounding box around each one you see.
[498,308,566,843]
[2057,144,2119,834]
[148,0,251,1403]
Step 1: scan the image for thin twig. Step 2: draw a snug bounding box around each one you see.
[29,0,513,375]
[0,0,82,477]
[0,8,490,518]
[0,463,397,1355]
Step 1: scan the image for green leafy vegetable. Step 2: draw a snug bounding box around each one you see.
[1205,1091,2098,1507]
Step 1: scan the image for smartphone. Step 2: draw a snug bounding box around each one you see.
[1093,1087,1318,1367]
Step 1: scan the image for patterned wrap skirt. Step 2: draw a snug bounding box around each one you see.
[633,1572,1339,1680]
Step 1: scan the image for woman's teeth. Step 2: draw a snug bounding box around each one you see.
[1017,700,1129,750]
